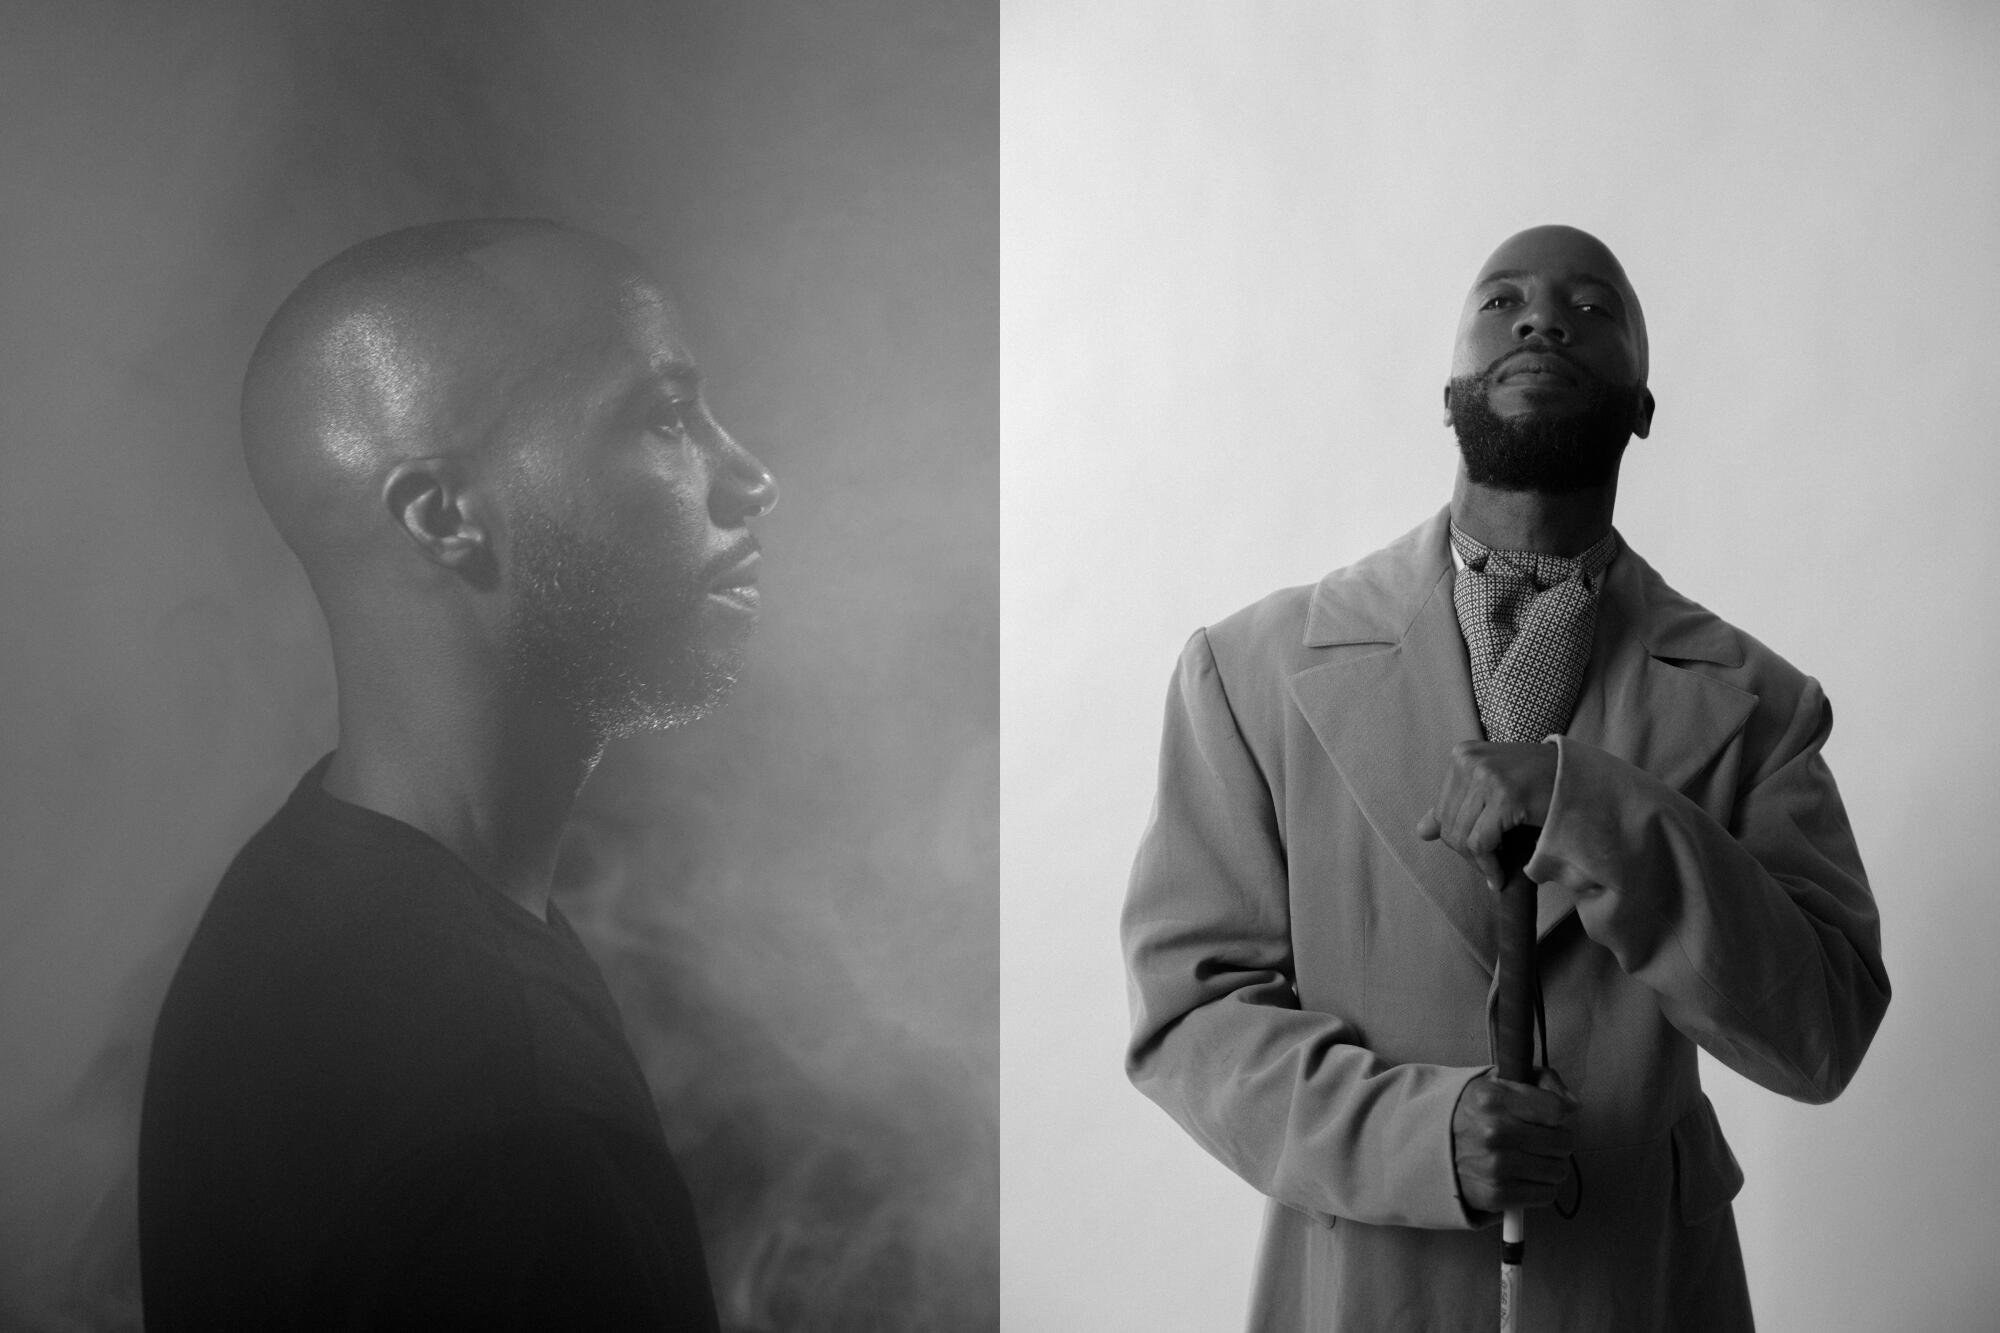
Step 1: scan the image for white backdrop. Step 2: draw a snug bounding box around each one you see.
[1001,4,1999,1330]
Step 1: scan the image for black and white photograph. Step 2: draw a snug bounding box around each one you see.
[1003,4,1998,1331]
[5,2,2000,1331]
[0,4,994,1330]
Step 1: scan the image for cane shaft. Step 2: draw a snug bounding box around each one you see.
[1493,826,1540,1332]
[1493,826,1540,1085]
[1500,1253,1522,1333]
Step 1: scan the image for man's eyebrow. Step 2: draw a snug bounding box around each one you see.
[603,359,704,420]
[651,358,704,389]
[1476,268,1625,297]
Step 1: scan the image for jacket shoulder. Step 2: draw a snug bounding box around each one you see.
[1634,556,1815,702]
[1204,581,1318,663]
[1628,554,1832,772]
[1163,584,1317,742]
[1204,516,1444,659]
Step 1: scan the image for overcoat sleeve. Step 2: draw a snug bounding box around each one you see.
[1532,680,1889,1103]
[1122,629,1486,1231]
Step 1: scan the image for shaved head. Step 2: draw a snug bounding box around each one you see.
[242,219,657,579]
[243,219,776,738]
[1444,224,1654,494]
[1454,225,1648,382]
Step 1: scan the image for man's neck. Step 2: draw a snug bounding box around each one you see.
[322,671,602,922]
[1450,470,1619,557]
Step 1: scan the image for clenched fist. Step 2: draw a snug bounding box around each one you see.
[1450,1068,1578,1216]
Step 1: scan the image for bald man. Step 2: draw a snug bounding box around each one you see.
[139,220,775,1331]
[1122,226,1887,1330]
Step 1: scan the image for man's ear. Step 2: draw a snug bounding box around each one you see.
[1631,386,1656,441]
[1441,382,1455,429]
[383,458,488,571]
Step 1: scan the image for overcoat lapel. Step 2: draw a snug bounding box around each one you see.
[1284,513,1760,969]
[1286,514,1499,974]
[1542,546,1759,933]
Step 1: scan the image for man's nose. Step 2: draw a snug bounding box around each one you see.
[709,429,778,523]
[1513,298,1571,344]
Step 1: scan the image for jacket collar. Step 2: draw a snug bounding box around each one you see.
[1286,507,1757,973]
[1303,507,1746,668]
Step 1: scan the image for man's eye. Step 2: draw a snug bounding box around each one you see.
[649,400,695,437]
[1480,294,1516,310]
[1576,301,1608,316]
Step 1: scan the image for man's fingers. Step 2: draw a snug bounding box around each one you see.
[1483,1119,1574,1159]
[1469,801,1520,858]
[1456,1149,1572,1211]
[1426,743,1558,884]
[1482,1154,1572,1188]
[1474,850,1502,892]
[1486,1076,1579,1127]
[1436,784,1489,877]
[1453,1072,1579,1213]
[1428,772,1520,891]
[1462,1098,1573,1154]
[1470,803,1537,890]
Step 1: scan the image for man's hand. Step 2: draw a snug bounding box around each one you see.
[1451,1068,1577,1216]
[1415,740,1557,890]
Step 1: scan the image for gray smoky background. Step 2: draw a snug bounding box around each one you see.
[0,3,995,1330]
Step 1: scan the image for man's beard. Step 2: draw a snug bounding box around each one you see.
[1448,363,1643,494]
[501,508,745,740]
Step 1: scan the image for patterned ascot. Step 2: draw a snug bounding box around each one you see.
[1449,524,1621,744]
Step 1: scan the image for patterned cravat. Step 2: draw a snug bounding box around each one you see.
[1449,524,1620,744]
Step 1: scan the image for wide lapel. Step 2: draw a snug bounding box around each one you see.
[1541,539,1759,937]
[1286,513,1501,976]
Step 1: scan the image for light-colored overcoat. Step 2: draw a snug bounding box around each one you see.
[1123,509,1888,1331]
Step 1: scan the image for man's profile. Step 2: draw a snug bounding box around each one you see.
[1122,225,1888,1330]
[138,219,776,1330]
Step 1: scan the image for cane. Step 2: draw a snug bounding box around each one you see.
[1494,824,1541,1333]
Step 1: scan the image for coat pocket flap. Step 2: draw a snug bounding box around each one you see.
[1670,1096,1745,1224]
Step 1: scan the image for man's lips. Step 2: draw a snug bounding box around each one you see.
[708,546,761,591]
[1493,351,1579,385]
[707,546,762,613]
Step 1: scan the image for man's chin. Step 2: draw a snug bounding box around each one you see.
[1449,373,1636,495]
[600,678,736,740]
[1459,445,1625,495]
[1460,469,1615,497]
[608,638,751,739]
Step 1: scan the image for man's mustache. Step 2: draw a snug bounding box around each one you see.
[1481,343,1595,386]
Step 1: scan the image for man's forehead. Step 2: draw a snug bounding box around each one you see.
[458,234,683,337]
[1472,227,1635,298]
[577,287,704,417]
[1474,265,1628,293]
[617,281,695,365]
[1451,224,1649,379]
[457,244,694,383]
